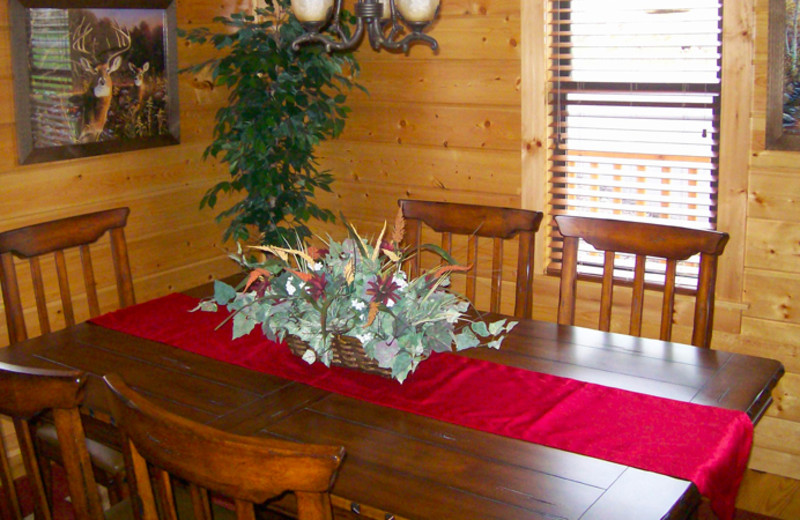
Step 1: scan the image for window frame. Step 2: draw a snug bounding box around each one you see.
[521,0,752,308]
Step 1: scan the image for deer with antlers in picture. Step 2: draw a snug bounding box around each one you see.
[128,61,150,109]
[71,18,131,143]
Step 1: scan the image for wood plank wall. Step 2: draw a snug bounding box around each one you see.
[1,0,799,516]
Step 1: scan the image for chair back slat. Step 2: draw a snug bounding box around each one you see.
[555,215,730,348]
[466,234,478,303]
[109,227,135,309]
[296,492,333,520]
[0,363,105,520]
[80,244,101,317]
[0,208,134,345]
[629,254,647,337]
[660,259,679,341]
[235,499,257,520]
[441,232,452,255]
[694,253,721,348]
[154,468,179,520]
[54,250,76,327]
[599,251,615,332]
[490,237,503,313]
[0,254,26,344]
[557,236,580,326]
[407,220,422,279]
[399,200,543,319]
[29,257,51,336]
[104,374,344,520]
[514,232,535,318]
[189,483,212,520]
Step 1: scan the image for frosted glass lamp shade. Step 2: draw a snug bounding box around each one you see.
[395,0,439,22]
[291,0,334,23]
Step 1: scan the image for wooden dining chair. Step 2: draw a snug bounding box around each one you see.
[0,207,135,345]
[398,199,543,319]
[0,362,105,520]
[554,215,730,349]
[0,207,135,504]
[103,373,345,520]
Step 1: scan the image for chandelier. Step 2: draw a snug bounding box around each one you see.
[290,0,440,53]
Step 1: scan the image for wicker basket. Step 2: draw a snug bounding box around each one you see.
[285,335,392,378]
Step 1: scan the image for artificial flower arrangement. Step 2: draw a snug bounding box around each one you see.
[201,212,517,383]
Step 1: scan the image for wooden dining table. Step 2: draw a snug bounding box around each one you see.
[0,281,785,520]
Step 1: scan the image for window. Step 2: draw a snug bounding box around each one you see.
[546,0,723,286]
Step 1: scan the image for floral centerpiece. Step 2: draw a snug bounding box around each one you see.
[201,213,517,383]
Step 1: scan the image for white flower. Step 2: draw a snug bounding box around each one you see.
[393,273,408,288]
[286,279,296,295]
[354,332,374,344]
[309,262,324,272]
[352,300,366,311]
[301,349,316,364]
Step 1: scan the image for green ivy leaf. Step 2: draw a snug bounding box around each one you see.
[232,312,256,339]
[471,321,490,337]
[454,328,480,351]
[214,280,237,305]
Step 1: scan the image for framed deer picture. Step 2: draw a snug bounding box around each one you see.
[766,0,800,150]
[8,0,179,164]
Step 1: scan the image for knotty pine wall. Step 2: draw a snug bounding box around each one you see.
[1,0,799,516]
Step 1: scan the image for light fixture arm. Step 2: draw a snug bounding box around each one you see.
[291,0,439,53]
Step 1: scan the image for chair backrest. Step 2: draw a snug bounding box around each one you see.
[0,362,104,520]
[554,215,730,349]
[398,199,543,319]
[0,207,135,345]
[103,373,345,520]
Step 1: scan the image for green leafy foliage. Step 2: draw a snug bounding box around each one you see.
[180,1,364,245]
[204,216,518,383]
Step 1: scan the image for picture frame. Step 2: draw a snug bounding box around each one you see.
[8,0,180,164]
[766,0,800,150]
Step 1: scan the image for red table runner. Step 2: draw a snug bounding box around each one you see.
[91,293,753,520]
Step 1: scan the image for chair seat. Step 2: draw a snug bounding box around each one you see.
[36,423,126,475]
[101,486,251,520]
[104,498,133,520]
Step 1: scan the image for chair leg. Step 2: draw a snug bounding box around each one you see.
[108,475,126,504]
[36,451,53,509]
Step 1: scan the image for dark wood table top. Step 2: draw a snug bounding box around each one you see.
[0,286,784,520]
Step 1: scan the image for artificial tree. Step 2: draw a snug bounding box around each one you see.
[182,0,363,245]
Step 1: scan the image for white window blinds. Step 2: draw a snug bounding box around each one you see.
[547,0,722,287]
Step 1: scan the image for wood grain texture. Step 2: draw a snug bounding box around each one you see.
[736,469,800,520]
[716,0,754,304]
[748,172,800,222]
[351,60,520,106]
[339,102,520,151]
[0,296,783,520]
[745,219,800,273]
[0,0,798,514]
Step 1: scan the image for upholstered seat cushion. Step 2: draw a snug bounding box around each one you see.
[36,424,125,475]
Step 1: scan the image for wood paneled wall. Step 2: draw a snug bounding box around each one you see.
[0,0,247,346]
[1,0,799,516]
